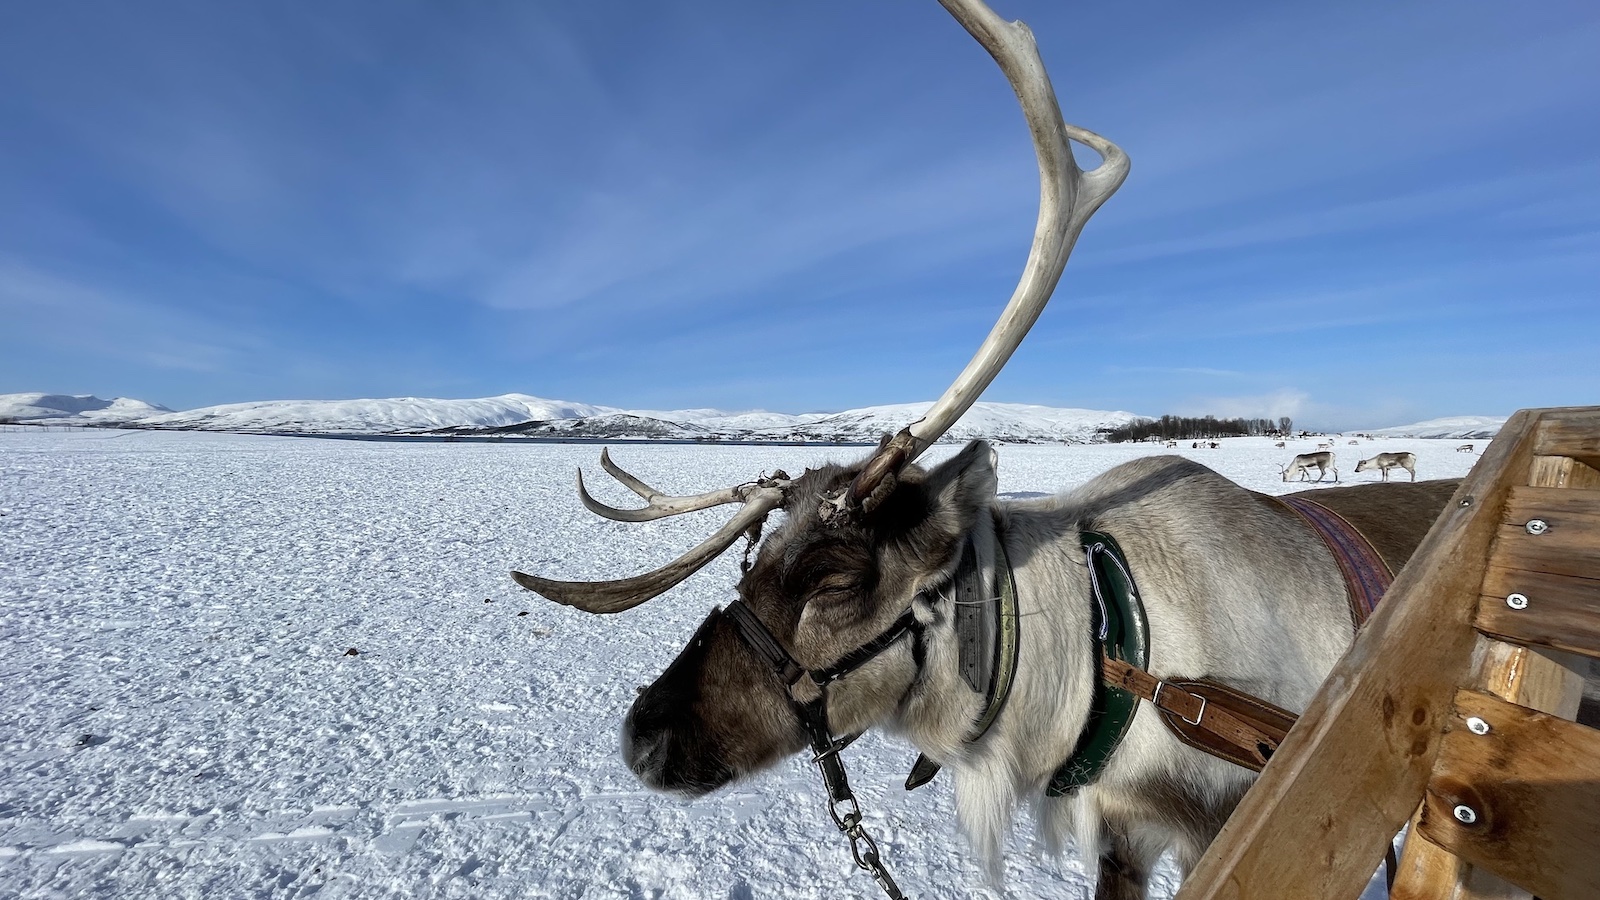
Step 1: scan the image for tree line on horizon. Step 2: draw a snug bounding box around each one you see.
[1103,414,1293,443]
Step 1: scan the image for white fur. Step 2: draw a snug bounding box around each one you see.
[884,454,1353,890]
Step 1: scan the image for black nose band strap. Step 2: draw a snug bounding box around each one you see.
[722,599,920,693]
[723,599,808,687]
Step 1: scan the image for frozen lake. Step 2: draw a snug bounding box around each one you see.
[0,430,1483,898]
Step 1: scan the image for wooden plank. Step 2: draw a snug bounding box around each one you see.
[1174,409,1544,900]
[1417,690,1600,900]
[1532,406,1600,468]
[1499,484,1600,525]
[1490,485,1600,579]
[1396,447,1595,900]
[1392,640,1587,900]
[1391,837,1528,900]
[1477,566,1600,659]
[1474,641,1586,717]
[1528,455,1600,490]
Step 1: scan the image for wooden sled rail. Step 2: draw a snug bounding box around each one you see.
[1177,406,1600,900]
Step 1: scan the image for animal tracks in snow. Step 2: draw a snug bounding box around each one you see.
[1,789,732,863]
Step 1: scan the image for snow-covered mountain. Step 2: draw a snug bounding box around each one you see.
[6,391,1511,444]
[0,392,170,424]
[1366,416,1506,440]
[131,394,613,435]
[748,402,1142,444]
[1,391,1141,444]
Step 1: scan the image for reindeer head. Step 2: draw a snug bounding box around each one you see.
[512,0,1127,797]
[609,441,999,794]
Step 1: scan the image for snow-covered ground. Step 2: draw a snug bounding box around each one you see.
[0,431,1481,899]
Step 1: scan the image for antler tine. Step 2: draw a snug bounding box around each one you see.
[513,486,785,613]
[578,448,755,522]
[839,0,1130,513]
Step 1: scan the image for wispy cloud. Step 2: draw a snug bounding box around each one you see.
[0,261,234,373]
[1176,389,1309,422]
[1,0,1594,423]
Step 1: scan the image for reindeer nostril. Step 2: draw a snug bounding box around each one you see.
[621,717,669,782]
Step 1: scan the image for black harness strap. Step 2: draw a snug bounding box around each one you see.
[723,601,807,686]
[812,611,923,686]
[721,599,919,900]
[905,533,1021,791]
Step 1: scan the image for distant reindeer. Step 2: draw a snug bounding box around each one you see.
[1347,440,1359,446]
[1356,451,1417,482]
[1274,441,1286,448]
[1316,442,1333,450]
[1457,444,1474,453]
[1281,451,1337,483]
[1165,440,1178,448]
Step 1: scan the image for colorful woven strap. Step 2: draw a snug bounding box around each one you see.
[1279,495,1393,629]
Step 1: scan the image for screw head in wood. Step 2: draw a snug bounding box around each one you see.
[1453,805,1478,825]
[1506,593,1529,610]
[1524,518,1549,535]
[1466,717,1490,735]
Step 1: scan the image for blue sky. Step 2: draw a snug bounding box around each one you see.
[2,0,1595,430]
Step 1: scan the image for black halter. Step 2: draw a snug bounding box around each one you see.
[722,599,922,783]
[721,599,921,900]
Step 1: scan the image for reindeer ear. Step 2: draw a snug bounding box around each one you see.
[908,440,998,549]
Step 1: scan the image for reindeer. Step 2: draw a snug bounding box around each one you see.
[1355,451,1418,482]
[511,3,1454,896]
[1457,443,1474,453]
[1281,451,1337,483]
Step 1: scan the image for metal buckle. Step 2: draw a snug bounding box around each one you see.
[1154,681,1206,726]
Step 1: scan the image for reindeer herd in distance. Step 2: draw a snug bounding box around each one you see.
[1140,430,1478,485]
[1273,437,1477,485]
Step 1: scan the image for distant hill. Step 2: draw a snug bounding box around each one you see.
[5,391,1513,444]
[0,393,170,424]
[1,391,1141,445]
[1365,416,1506,440]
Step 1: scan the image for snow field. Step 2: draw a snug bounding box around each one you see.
[0,431,1480,898]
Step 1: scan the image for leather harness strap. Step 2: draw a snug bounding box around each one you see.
[1100,495,1392,773]
[904,497,1394,791]
[1277,494,1394,630]
[905,533,1021,791]
[1101,657,1297,772]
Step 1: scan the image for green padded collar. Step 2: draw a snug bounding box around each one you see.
[1046,530,1151,796]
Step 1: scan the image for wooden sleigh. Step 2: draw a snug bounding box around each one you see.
[1179,406,1600,900]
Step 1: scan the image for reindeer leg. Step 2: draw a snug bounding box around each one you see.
[1095,827,1150,900]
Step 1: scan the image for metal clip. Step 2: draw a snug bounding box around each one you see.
[1154,681,1207,726]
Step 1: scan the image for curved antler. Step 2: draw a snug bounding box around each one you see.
[834,0,1130,516]
[513,484,785,613]
[579,448,765,522]
[514,0,1130,608]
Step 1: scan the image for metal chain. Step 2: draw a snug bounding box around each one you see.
[815,758,909,899]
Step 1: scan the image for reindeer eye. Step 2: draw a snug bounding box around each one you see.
[808,577,860,601]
